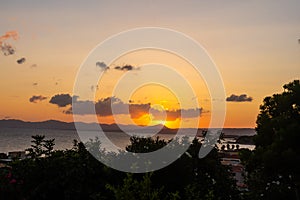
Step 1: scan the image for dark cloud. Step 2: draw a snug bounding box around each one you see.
[1,43,15,56]
[49,94,74,107]
[226,94,253,102]
[29,95,47,103]
[95,97,120,116]
[32,82,38,86]
[66,97,151,118]
[0,31,18,56]
[16,57,26,64]
[63,100,93,115]
[96,61,109,70]
[128,103,151,118]
[60,94,202,121]
[114,64,139,71]
[150,108,202,121]
[181,108,203,118]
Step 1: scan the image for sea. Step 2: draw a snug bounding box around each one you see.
[0,128,256,153]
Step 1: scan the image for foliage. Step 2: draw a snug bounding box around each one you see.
[126,136,167,153]
[106,173,165,200]
[240,80,300,199]
[26,135,55,158]
[1,133,240,200]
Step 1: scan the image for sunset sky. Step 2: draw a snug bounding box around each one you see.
[0,1,299,128]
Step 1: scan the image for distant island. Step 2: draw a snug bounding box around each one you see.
[0,119,175,133]
[0,119,256,137]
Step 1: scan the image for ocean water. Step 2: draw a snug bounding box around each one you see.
[0,128,256,153]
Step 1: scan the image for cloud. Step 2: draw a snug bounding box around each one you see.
[128,103,151,118]
[57,94,202,121]
[150,108,202,121]
[67,96,150,117]
[16,57,26,64]
[49,94,75,107]
[32,82,38,86]
[0,31,18,56]
[29,95,47,103]
[0,31,18,42]
[114,64,139,71]
[96,61,109,70]
[30,64,37,68]
[95,62,139,71]
[1,43,15,56]
[226,94,253,102]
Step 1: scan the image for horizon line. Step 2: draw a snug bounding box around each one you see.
[0,118,255,129]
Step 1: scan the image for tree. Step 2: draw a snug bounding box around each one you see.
[10,138,122,200]
[43,138,55,156]
[26,135,55,158]
[6,134,240,200]
[241,80,300,199]
[106,173,166,200]
[126,136,167,153]
[26,135,45,158]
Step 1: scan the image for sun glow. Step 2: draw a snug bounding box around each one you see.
[158,120,166,125]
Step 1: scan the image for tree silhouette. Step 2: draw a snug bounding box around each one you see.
[241,80,300,199]
[26,135,55,158]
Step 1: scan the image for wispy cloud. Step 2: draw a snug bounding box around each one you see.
[226,94,253,102]
[29,95,47,103]
[96,61,109,71]
[0,31,18,56]
[114,64,139,71]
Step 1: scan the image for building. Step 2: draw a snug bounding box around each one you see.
[220,151,247,189]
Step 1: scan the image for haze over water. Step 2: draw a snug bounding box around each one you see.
[0,127,256,153]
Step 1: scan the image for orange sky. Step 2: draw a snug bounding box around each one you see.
[0,1,299,128]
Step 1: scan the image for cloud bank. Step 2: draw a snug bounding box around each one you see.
[49,94,202,121]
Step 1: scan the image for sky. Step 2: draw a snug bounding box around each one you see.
[0,0,299,128]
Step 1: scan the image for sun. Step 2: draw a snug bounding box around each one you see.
[158,120,166,125]
[153,119,166,126]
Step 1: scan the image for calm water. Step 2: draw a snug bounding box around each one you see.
[0,128,256,153]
